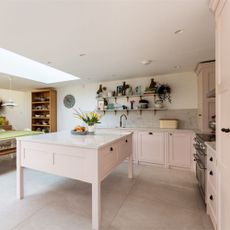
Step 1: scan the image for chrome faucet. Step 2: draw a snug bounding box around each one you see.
[120,114,127,128]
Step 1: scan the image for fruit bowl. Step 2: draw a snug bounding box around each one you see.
[71,130,88,135]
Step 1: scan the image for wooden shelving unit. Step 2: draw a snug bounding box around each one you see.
[31,89,57,133]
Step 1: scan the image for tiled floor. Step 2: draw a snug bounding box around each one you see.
[0,157,213,230]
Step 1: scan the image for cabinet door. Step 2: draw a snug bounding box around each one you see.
[138,132,165,164]
[169,132,191,168]
[196,62,215,132]
[215,1,230,229]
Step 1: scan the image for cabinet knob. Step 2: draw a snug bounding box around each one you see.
[221,128,230,133]
[110,147,113,151]
[149,132,153,135]
[125,139,128,143]
[169,133,172,136]
[210,195,213,201]
[210,157,213,162]
[198,114,202,117]
[209,171,213,176]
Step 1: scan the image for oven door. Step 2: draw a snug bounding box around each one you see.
[195,158,206,203]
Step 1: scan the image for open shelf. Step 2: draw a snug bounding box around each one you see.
[32,109,50,112]
[96,93,156,102]
[32,101,50,104]
[97,107,167,115]
[32,124,50,127]
[32,117,50,119]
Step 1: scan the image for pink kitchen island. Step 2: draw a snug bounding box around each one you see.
[16,130,133,230]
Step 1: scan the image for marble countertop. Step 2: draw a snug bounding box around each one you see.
[17,130,132,150]
[97,126,195,133]
[205,141,216,151]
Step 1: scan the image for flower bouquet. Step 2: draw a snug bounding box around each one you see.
[73,108,101,134]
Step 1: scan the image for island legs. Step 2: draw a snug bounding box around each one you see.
[16,141,24,199]
[92,181,101,230]
[128,153,133,179]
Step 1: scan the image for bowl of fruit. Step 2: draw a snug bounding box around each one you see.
[71,126,88,135]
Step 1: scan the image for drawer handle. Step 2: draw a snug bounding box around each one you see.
[210,157,213,162]
[209,171,213,176]
[125,139,128,143]
[110,147,113,151]
[149,132,153,135]
[210,195,214,201]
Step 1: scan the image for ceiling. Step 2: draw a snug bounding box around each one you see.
[0,0,215,91]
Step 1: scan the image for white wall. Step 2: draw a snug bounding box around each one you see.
[0,89,31,130]
[57,72,198,130]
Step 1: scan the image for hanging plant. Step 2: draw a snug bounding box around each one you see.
[155,84,171,103]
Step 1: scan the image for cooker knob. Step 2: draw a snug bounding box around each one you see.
[221,128,230,133]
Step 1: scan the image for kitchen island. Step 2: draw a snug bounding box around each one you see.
[16,130,133,230]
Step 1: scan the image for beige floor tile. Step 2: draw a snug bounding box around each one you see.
[139,165,197,189]
[0,158,212,230]
[129,178,204,211]
[108,196,213,230]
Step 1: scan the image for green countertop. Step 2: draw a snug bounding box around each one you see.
[0,131,42,141]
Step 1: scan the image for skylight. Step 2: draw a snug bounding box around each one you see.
[0,48,79,84]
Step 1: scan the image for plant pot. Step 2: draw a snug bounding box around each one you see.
[154,100,164,108]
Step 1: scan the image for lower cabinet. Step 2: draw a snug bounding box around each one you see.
[137,130,193,169]
[168,132,192,168]
[206,144,218,230]
[138,131,165,165]
[98,128,194,169]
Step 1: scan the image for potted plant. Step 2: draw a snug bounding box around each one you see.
[73,108,101,134]
[155,84,171,107]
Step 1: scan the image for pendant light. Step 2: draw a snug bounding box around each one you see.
[1,77,17,107]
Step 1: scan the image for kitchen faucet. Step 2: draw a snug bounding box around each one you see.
[120,114,127,128]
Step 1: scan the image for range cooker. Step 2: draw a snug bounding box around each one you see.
[194,133,215,203]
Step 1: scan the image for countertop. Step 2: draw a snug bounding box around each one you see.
[16,130,132,150]
[205,141,216,151]
[97,126,195,133]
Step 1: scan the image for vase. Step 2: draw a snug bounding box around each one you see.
[88,125,95,134]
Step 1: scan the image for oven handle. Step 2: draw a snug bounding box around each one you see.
[196,158,206,170]
[193,154,199,161]
[193,143,206,151]
[193,144,206,156]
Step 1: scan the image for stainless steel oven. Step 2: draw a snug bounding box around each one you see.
[194,135,207,203]
[194,133,215,203]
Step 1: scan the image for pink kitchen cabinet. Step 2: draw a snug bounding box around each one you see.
[138,131,165,165]
[168,132,192,168]
[196,61,215,133]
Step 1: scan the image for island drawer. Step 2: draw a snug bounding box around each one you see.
[100,143,118,178]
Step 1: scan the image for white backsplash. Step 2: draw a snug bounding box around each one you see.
[97,109,198,130]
